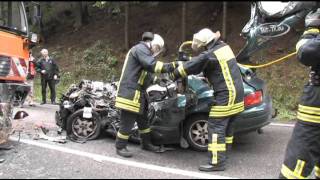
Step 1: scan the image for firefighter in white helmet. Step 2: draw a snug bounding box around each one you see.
[279,9,320,179]
[170,28,244,171]
[115,32,178,158]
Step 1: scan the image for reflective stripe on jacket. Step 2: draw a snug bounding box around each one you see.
[173,41,244,118]
[115,42,176,114]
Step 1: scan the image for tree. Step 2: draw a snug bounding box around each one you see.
[124,2,129,50]
[181,2,186,42]
[222,2,227,41]
[74,1,89,29]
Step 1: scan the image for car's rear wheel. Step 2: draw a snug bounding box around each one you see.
[67,109,101,140]
[184,114,209,152]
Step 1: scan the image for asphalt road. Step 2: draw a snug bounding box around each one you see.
[0,104,297,179]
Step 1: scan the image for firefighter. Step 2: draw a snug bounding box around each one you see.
[170,28,244,171]
[279,9,320,179]
[115,32,178,158]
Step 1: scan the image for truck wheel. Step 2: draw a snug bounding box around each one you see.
[184,114,209,152]
[66,109,101,141]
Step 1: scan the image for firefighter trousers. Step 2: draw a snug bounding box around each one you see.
[280,85,320,179]
[207,116,236,167]
[115,109,151,149]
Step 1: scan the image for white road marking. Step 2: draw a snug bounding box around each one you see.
[9,137,235,179]
[269,123,295,128]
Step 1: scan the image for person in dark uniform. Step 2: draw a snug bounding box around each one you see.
[279,9,320,179]
[170,28,244,171]
[115,32,178,158]
[36,49,59,105]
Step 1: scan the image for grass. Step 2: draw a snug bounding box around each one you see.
[254,50,309,122]
[33,40,121,103]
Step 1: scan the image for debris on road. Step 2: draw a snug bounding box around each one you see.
[33,126,66,144]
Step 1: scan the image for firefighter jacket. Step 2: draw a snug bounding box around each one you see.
[172,40,245,118]
[295,28,320,125]
[296,28,320,68]
[115,42,177,114]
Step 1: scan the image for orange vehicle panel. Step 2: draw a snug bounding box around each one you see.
[0,30,29,82]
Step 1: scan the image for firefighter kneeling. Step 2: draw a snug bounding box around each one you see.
[280,9,320,179]
[114,32,178,158]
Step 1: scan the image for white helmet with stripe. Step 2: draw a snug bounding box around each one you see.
[192,28,220,51]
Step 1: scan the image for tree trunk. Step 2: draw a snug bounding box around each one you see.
[74,1,83,29]
[181,2,186,42]
[222,2,227,41]
[0,2,4,18]
[124,2,129,50]
[82,1,89,24]
[39,2,45,43]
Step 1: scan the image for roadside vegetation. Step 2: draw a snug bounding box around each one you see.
[30,2,308,121]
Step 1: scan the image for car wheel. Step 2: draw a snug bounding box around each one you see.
[66,109,101,140]
[184,114,209,152]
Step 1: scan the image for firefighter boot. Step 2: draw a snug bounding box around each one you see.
[115,135,133,158]
[140,133,161,153]
[116,147,133,158]
[199,164,226,172]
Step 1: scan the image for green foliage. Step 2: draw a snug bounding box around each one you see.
[33,40,120,102]
[93,1,121,15]
[73,40,119,81]
[256,53,309,122]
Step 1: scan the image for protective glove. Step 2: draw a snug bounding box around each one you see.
[178,51,190,61]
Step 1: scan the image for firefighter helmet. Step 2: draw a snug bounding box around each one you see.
[305,8,320,28]
[191,28,220,51]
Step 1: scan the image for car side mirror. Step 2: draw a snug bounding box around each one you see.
[13,111,29,120]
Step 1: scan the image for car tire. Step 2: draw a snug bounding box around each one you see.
[66,109,101,141]
[184,114,209,152]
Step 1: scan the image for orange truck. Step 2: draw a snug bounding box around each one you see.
[0,2,39,107]
[0,1,38,142]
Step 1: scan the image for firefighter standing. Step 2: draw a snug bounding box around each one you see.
[115,32,178,158]
[279,9,320,179]
[170,28,244,171]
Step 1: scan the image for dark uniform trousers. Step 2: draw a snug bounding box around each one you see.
[280,29,320,179]
[115,94,151,149]
[172,41,244,167]
[114,42,177,149]
[280,85,320,179]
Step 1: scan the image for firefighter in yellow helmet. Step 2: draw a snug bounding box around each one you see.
[279,9,320,179]
[115,32,178,158]
[170,28,244,171]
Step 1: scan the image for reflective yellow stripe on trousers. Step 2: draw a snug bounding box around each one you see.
[209,134,226,165]
[139,128,151,134]
[117,132,129,140]
[281,160,307,179]
[226,136,234,144]
[315,166,320,178]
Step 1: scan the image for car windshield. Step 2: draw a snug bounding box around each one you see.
[0,2,28,35]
